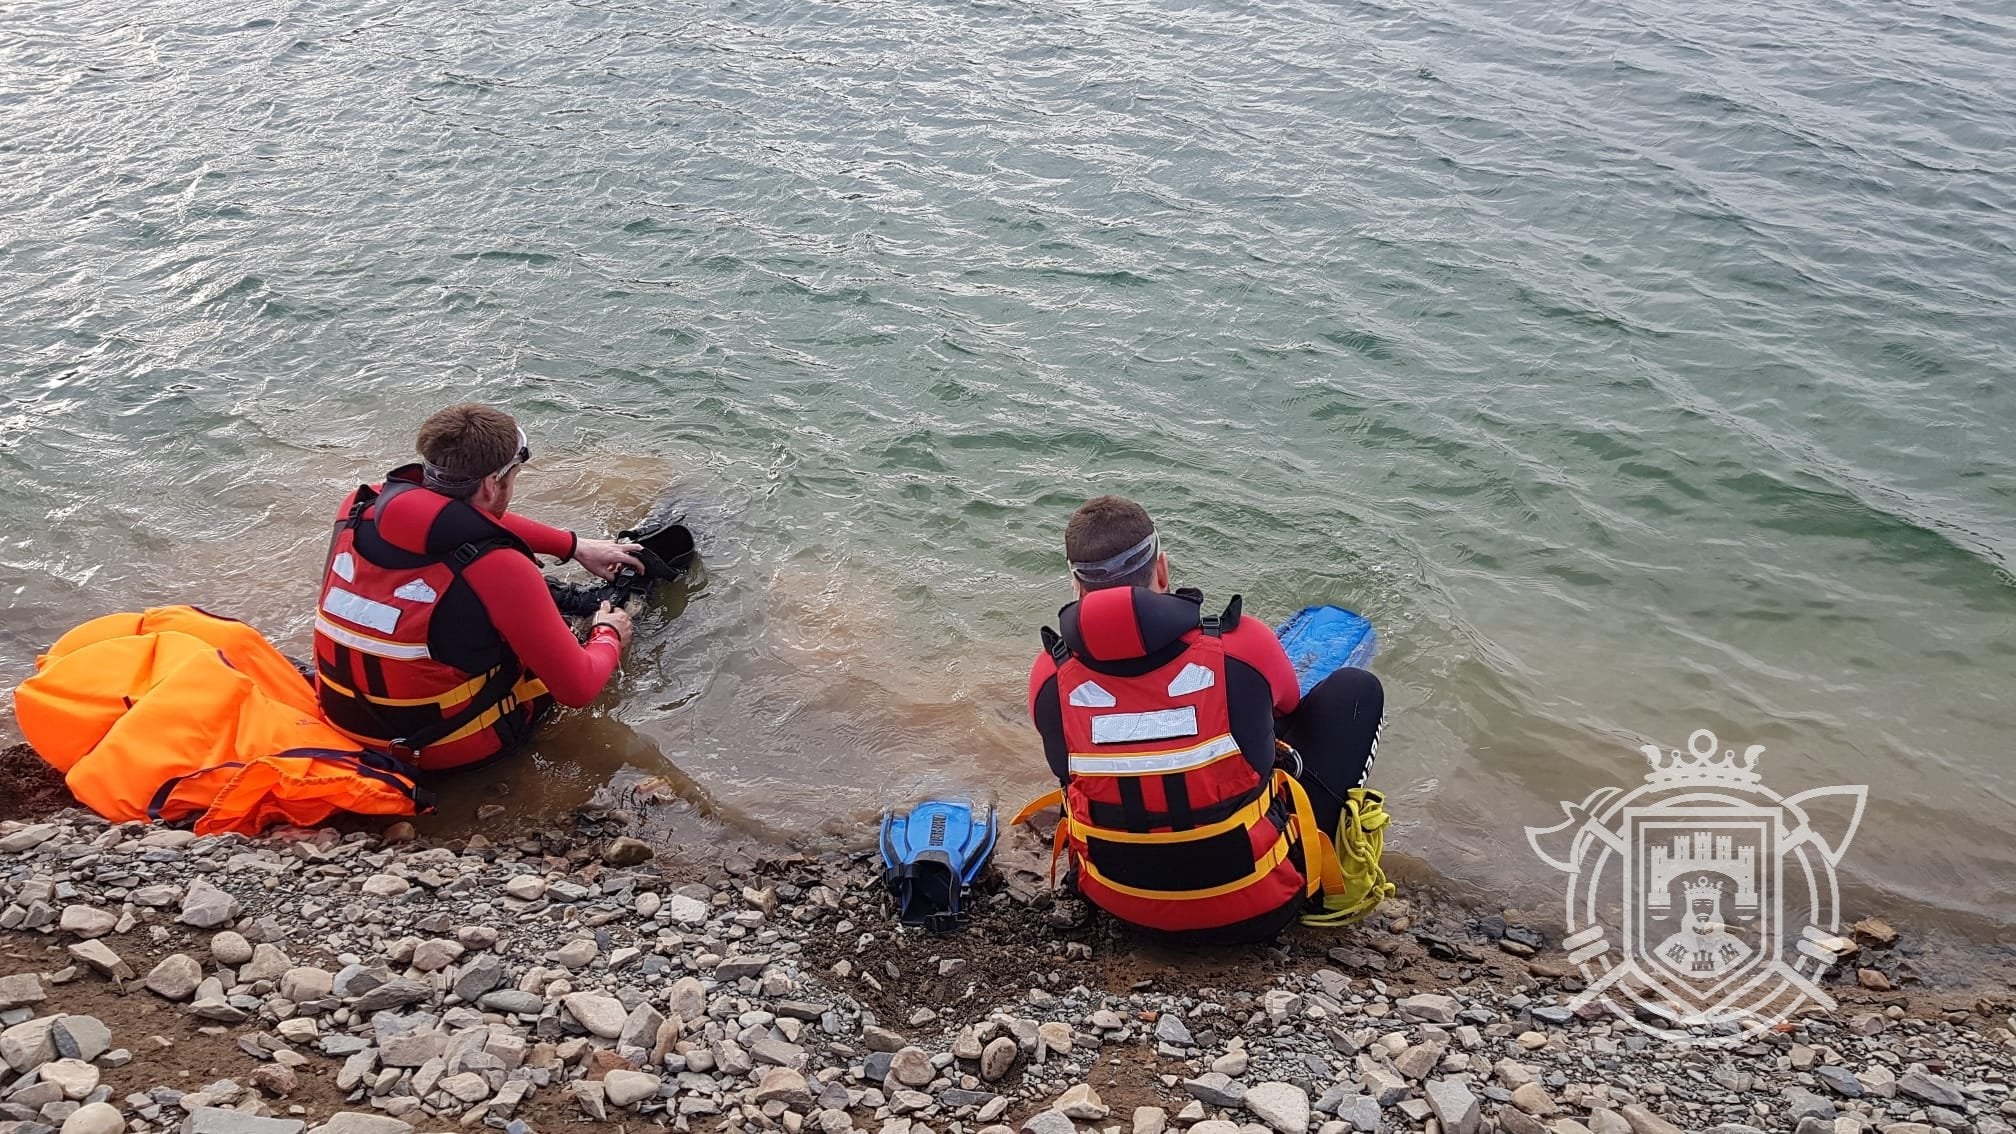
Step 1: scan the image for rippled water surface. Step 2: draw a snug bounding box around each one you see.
[3,0,2012,935]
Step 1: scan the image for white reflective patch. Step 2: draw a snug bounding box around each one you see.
[1068,680,1116,708]
[1069,734,1240,776]
[321,587,402,635]
[331,551,356,582]
[1166,662,1215,697]
[393,578,438,604]
[313,616,431,660]
[1090,706,1198,744]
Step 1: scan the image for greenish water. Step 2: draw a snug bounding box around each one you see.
[2,0,2012,937]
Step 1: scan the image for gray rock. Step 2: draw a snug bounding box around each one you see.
[0,973,47,1010]
[239,944,291,983]
[306,1116,413,1134]
[1792,1121,1832,1134]
[1896,1071,1965,1110]
[209,931,254,967]
[359,874,409,898]
[603,1071,660,1109]
[181,1108,304,1134]
[179,882,240,930]
[50,1017,109,1064]
[60,1102,124,1134]
[41,1060,100,1101]
[1338,1096,1381,1134]
[1529,1006,1573,1026]
[377,1029,444,1068]
[1184,1074,1246,1109]
[668,977,708,1022]
[408,940,462,974]
[1155,1014,1194,1047]
[716,954,771,981]
[1245,1083,1311,1134]
[66,941,131,979]
[1396,994,1460,1025]
[753,1067,812,1107]
[1361,1066,1408,1107]
[438,1072,491,1104]
[552,939,598,969]
[350,980,431,1013]
[1133,1108,1168,1134]
[0,823,59,853]
[58,907,116,940]
[1022,1112,1075,1134]
[889,1046,934,1089]
[278,968,333,1004]
[1191,1123,1244,1134]
[477,990,543,1016]
[1423,1080,1478,1134]
[620,1003,665,1051]
[3,1016,58,1072]
[1815,1067,1864,1099]
[1054,1084,1109,1121]
[661,894,710,924]
[1782,1088,1837,1122]
[1619,1106,1682,1134]
[451,956,505,1002]
[562,992,626,1039]
[145,955,203,1002]
[980,1036,1018,1082]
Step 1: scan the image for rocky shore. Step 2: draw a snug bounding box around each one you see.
[0,809,2011,1134]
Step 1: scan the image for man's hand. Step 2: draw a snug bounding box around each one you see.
[575,538,646,582]
[591,602,634,650]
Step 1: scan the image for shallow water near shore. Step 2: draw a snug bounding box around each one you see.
[2,0,2014,946]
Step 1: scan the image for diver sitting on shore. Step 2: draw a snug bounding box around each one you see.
[1025,494,1386,944]
[311,403,643,771]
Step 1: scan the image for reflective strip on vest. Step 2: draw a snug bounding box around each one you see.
[1068,732,1238,775]
[314,615,431,661]
[1090,706,1197,744]
[322,587,403,635]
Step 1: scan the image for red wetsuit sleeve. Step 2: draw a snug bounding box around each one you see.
[1224,614,1301,716]
[461,551,618,707]
[497,512,578,561]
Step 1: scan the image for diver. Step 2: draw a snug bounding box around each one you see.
[1026,494,1386,943]
[309,403,644,771]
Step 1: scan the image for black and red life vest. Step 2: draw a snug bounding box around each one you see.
[1035,587,1317,934]
[312,465,550,771]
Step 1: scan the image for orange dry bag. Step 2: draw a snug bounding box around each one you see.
[12,606,431,834]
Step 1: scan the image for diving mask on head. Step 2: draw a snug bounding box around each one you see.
[424,426,531,496]
[1069,529,1159,584]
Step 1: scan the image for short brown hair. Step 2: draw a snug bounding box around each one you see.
[416,404,518,488]
[1065,495,1157,589]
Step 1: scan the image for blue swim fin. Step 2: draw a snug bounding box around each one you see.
[879,799,996,933]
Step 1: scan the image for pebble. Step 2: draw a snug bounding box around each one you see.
[144,954,203,1001]
[59,905,117,939]
[1054,1084,1110,1120]
[60,1102,124,1134]
[42,1059,102,1100]
[603,1070,661,1108]
[179,880,241,929]
[980,1036,1019,1082]
[1244,1082,1311,1134]
[561,992,627,1039]
[210,931,254,966]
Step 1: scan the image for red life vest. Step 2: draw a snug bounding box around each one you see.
[312,466,551,771]
[1045,588,1316,934]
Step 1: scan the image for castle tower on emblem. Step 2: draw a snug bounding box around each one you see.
[1525,729,1868,1044]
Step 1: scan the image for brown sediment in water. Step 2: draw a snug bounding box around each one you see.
[0,742,75,823]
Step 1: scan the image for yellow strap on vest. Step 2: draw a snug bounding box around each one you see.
[1010,789,1069,886]
[1076,829,1298,901]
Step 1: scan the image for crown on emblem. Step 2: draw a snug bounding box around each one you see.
[1640,729,1764,785]
[1683,875,1725,902]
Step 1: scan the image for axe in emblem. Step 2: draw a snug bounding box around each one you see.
[1525,785,1625,872]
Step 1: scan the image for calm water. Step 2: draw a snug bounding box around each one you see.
[2,0,2012,937]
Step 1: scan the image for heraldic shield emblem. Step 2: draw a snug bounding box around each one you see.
[1526,730,1867,1044]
